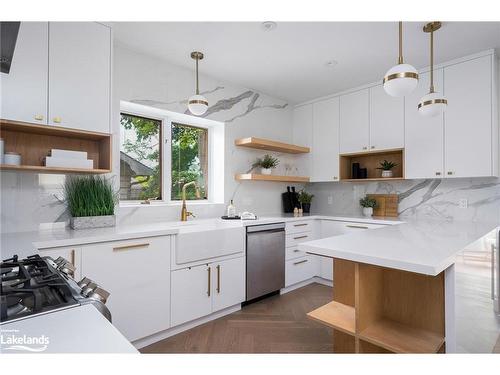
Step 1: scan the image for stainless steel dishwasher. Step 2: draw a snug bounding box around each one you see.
[246,222,285,301]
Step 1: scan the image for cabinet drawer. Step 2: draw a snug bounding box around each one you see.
[285,220,313,234]
[286,232,312,248]
[286,246,307,261]
[285,255,316,287]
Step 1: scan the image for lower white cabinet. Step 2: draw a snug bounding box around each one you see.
[171,256,245,327]
[80,236,171,342]
[39,246,81,281]
[285,255,318,287]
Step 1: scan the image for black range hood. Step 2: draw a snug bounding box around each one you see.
[0,22,21,74]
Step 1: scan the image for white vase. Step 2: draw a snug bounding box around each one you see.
[261,168,272,175]
[362,207,373,217]
[381,170,393,178]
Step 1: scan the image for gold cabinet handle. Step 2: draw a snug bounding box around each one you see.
[293,259,308,265]
[333,176,338,180]
[53,117,62,123]
[216,265,221,294]
[113,243,150,251]
[293,235,308,240]
[293,223,308,227]
[362,146,368,150]
[293,249,300,253]
[346,224,369,229]
[447,171,454,175]
[70,249,75,266]
[371,146,375,149]
[207,266,211,297]
[34,114,44,121]
[435,172,441,176]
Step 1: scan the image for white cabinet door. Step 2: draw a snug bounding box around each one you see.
[81,237,171,342]
[212,257,245,312]
[171,263,212,327]
[285,255,318,287]
[319,258,333,281]
[405,69,445,179]
[369,84,404,150]
[292,104,313,176]
[1,22,48,124]
[339,89,369,154]
[444,56,493,178]
[48,22,111,133]
[312,97,340,182]
[39,246,81,281]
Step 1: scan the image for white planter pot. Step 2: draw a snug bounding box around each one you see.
[70,215,116,230]
[362,207,373,217]
[261,168,272,175]
[381,170,393,178]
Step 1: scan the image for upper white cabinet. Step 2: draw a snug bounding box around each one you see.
[405,69,445,179]
[292,104,313,176]
[369,84,404,151]
[48,22,111,133]
[339,89,370,154]
[444,55,495,178]
[312,97,340,182]
[1,22,48,124]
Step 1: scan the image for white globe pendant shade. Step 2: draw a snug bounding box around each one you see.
[188,94,208,116]
[418,91,447,117]
[383,63,419,97]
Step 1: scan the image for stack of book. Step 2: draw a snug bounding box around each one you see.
[45,149,94,169]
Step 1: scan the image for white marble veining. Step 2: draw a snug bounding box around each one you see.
[300,218,498,276]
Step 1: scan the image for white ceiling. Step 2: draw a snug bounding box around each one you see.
[112,22,500,103]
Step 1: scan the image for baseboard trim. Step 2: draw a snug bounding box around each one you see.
[280,277,333,294]
[132,304,242,349]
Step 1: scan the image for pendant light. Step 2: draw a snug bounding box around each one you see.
[188,51,208,116]
[418,22,447,117]
[383,21,419,97]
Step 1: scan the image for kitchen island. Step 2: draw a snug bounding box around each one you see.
[299,219,498,354]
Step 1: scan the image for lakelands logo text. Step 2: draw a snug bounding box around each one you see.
[1,329,49,352]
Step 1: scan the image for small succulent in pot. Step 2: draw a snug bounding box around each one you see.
[298,189,314,213]
[253,154,279,175]
[359,196,377,217]
[376,160,398,178]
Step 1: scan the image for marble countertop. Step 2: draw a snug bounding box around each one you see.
[299,218,498,276]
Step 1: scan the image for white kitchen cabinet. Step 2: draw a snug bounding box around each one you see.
[369,84,404,151]
[1,22,48,124]
[39,246,81,281]
[339,89,370,154]
[405,69,445,179]
[81,236,171,342]
[171,263,212,327]
[48,22,111,133]
[292,104,313,176]
[211,257,245,312]
[312,97,340,181]
[285,255,318,287]
[444,55,495,178]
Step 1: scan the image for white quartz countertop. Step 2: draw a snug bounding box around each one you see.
[299,218,498,276]
[0,304,138,353]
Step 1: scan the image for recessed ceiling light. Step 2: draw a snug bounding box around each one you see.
[261,21,277,32]
[325,60,338,67]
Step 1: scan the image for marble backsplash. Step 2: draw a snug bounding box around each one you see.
[308,177,500,223]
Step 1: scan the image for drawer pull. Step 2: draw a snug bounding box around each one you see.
[216,265,221,294]
[293,259,308,265]
[207,266,211,297]
[346,225,369,229]
[293,235,308,240]
[293,249,300,253]
[70,249,75,266]
[113,243,150,251]
[293,223,308,227]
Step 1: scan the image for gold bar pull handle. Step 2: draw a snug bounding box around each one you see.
[113,243,150,252]
[207,266,211,297]
[293,259,308,266]
[216,265,221,293]
[293,223,308,227]
[293,235,308,240]
[346,225,369,229]
[70,249,76,266]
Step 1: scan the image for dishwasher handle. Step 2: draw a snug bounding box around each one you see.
[246,223,285,233]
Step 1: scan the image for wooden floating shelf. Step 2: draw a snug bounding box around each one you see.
[235,137,310,154]
[359,318,445,354]
[0,119,111,174]
[307,301,355,335]
[340,148,404,182]
[235,173,310,183]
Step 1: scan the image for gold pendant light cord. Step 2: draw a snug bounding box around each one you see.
[398,21,403,65]
[195,57,200,95]
[430,29,434,93]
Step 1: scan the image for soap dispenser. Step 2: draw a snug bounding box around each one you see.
[227,200,237,218]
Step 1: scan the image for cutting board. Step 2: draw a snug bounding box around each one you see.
[366,194,399,217]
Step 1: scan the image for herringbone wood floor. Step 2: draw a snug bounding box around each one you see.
[141,283,333,353]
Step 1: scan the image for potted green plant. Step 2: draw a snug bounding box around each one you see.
[64,175,118,230]
[298,189,314,213]
[253,154,279,175]
[376,160,398,178]
[359,196,377,217]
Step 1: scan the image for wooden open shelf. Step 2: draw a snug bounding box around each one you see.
[0,119,111,174]
[235,137,310,154]
[307,301,355,335]
[340,148,404,181]
[307,259,445,354]
[235,173,310,183]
